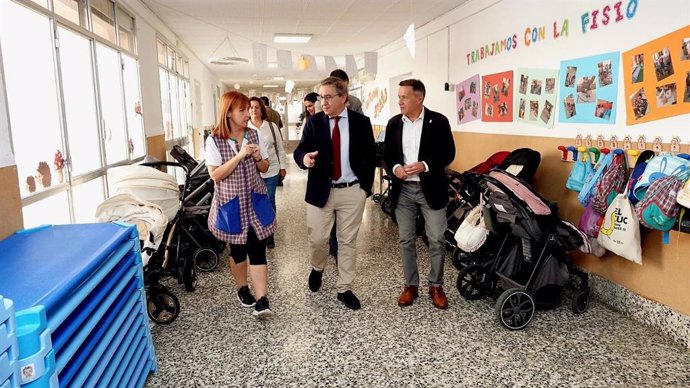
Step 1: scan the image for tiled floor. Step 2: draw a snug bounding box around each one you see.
[146,162,690,387]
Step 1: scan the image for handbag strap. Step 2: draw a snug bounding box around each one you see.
[268,121,282,165]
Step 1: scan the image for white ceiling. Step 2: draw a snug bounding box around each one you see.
[140,0,468,93]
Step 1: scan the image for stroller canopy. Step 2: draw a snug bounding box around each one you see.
[108,165,181,221]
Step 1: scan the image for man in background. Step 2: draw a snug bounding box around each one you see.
[261,96,283,128]
[330,69,363,114]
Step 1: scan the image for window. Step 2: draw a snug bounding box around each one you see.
[116,6,135,52]
[54,0,88,28]
[0,2,64,198]
[0,0,144,227]
[157,39,192,150]
[91,0,116,44]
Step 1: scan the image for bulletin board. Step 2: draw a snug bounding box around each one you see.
[622,25,690,125]
[455,74,481,125]
[514,68,559,128]
[481,70,513,122]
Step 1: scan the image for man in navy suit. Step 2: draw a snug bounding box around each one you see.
[294,77,375,310]
[384,79,455,309]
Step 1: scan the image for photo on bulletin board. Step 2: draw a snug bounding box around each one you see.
[622,25,690,125]
[481,70,513,123]
[514,68,559,128]
[455,74,481,124]
[558,52,620,124]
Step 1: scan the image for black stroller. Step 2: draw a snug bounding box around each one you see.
[170,145,225,272]
[455,169,590,330]
[449,148,540,268]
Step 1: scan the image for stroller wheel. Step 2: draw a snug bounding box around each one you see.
[195,248,219,272]
[457,264,490,301]
[147,289,180,324]
[571,289,590,314]
[380,197,393,216]
[495,288,535,330]
[372,193,382,203]
[182,255,197,292]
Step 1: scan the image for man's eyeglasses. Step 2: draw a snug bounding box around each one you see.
[318,94,341,102]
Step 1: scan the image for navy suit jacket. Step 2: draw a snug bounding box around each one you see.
[294,110,376,208]
[383,108,456,210]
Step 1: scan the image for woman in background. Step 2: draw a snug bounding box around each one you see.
[206,91,276,319]
[248,96,287,249]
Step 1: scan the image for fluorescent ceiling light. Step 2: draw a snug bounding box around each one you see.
[273,33,312,44]
[273,76,285,80]
[263,84,279,88]
[268,62,278,68]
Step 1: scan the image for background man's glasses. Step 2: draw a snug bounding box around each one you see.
[318,94,341,102]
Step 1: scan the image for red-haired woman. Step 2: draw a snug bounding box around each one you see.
[206,91,276,319]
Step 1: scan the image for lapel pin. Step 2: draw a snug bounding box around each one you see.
[429,119,433,123]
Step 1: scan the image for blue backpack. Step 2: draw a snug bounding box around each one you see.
[566,150,593,192]
[577,152,613,206]
[626,150,655,205]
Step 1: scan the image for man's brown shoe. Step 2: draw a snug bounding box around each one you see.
[398,285,419,307]
[429,286,448,309]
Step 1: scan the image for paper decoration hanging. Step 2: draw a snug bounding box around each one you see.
[277,50,292,70]
[514,68,559,128]
[364,52,378,77]
[558,52,620,124]
[252,43,267,69]
[455,74,481,125]
[622,25,690,125]
[345,55,357,79]
[481,70,513,123]
[324,56,338,74]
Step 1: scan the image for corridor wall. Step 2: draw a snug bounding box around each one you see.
[371,0,690,317]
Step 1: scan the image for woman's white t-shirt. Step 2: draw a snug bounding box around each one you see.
[205,130,269,168]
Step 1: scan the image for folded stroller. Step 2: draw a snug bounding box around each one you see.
[456,169,590,330]
[95,192,181,325]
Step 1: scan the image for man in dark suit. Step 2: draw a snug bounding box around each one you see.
[294,76,375,310]
[384,79,455,309]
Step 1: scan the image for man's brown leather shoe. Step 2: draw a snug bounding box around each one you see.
[429,286,448,309]
[398,285,419,307]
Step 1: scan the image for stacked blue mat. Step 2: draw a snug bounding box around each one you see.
[1,296,18,388]
[0,223,157,387]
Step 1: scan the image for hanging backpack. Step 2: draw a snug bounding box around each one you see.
[566,150,593,192]
[592,151,627,214]
[634,169,690,231]
[632,154,690,201]
[577,152,613,206]
[626,150,656,205]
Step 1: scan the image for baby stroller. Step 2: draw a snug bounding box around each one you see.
[449,148,540,268]
[106,162,202,293]
[372,141,395,216]
[169,145,225,271]
[456,169,590,330]
[95,192,181,325]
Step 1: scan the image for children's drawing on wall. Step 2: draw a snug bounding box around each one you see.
[363,86,388,119]
[529,101,538,120]
[558,52,619,124]
[622,25,690,124]
[565,66,577,87]
[682,38,690,60]
[598,60,613,87]
[513,68,558,128]
[576,76,597,103]
[482,70,513,123]
[653,48,674,81]
[540,100,554,124]
[629,88,649,120]
[656,83,677,107]
[455,74,481,125]
[631,54,644,83]
[564,94,576,119]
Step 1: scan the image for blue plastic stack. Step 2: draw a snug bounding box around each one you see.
[0,223,157,388]
[0,296,18,388]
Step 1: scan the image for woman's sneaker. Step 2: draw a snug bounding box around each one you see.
[252,297,274,320]
[237,286,256,307]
